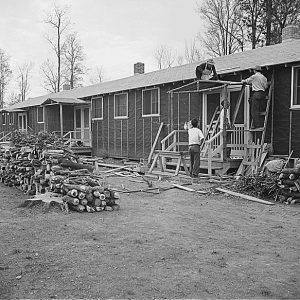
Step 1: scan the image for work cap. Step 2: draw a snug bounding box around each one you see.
[253,65,262,71]
[206,58,215,65]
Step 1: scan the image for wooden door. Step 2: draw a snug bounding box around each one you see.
[18,113,27,132]
[74,107,91,146]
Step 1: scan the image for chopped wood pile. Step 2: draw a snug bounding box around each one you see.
[0,131,120,213]
[277,164,300,204]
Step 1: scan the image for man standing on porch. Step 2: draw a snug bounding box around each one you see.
[184,118,204,178]
[242,66,268,129]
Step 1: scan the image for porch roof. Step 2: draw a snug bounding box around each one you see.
[0,108,26,113]
[167,79,242,94]
[42,97,87,105]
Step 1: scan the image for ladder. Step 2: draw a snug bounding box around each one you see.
[237,77,274,176]
[201,106,220,156]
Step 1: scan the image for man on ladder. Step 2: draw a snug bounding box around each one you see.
[242,66,268,129]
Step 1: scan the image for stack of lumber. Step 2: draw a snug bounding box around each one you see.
[0,131,121,212]
[277,164,300,204]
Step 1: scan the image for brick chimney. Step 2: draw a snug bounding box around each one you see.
[134,62,145,75]
[62,83,71,90]
[282,24,300,42]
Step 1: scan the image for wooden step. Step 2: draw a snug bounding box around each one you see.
[249,127,264,132]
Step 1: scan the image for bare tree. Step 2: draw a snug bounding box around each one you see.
[184,39,204,63]
[177,55,184,66]
[240,0,265,48]
[64,32,85,89]
[44,4,70,92]
[270,0,300,44]
[154,45,165,69]
[154,45,176,69]
[197,0,245,56]
[89,66,105,84]
[17,62,33,102]
[40,59,59,93]
[0,49,12,108]
[6,91,21,106]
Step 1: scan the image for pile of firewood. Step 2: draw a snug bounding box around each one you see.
[277,164,300,204]
[0,132,120,212]
[234,162,300,205]
[50,169,120,212]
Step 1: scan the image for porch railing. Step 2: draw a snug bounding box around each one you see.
[0,131,12,143]
[51,130,92,147]
[62,130,92,147]
[161,130,187,152]
[159,126,246,175]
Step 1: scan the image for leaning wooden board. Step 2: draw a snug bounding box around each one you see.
[216,187,275,205]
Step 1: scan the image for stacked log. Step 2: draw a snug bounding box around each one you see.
[277,164,300,204]
[0,131,120,212]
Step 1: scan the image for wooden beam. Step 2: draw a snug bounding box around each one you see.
[59,103,63,136]
[147,122,164,165]
[216,187,275,205]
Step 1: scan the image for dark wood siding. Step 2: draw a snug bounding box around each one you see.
[45,105,60,133]
[62,106,74,132]
[273,67,291,155]
[291,110,300,157]
[0,112,18,132]
[28,107,44,132]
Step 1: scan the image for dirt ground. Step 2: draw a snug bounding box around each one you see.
[0,173,299,299]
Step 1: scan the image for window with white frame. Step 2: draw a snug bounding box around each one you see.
[142,88,160,116]
[114,93,128,118]
[2,114,6,125]
[8,113,14,125]
[37,106,44,123]
[91,96,103,119]
[291,66,300,108]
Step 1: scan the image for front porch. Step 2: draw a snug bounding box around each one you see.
[149,80,251,176]
[153,129,243,176]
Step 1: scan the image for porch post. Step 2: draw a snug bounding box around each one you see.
[170,91,174,131]
[60,104,63,136]
[222,86,229,160]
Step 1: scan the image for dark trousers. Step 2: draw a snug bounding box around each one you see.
[189,144,200,176]
[250,91,266,128]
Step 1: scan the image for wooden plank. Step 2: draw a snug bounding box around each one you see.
[216,187,275,205]
[171,183,207,194]
[149,153,159,173]
[147,122,164,165]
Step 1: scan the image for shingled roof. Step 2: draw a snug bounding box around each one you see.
[9,39,300,109]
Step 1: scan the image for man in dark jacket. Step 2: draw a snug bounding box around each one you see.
[196,58,218,80]
[242,66,268,129]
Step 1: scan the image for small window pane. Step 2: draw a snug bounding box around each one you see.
[92,97,103,119]
[84,108,89,127]
[75,109,81,128]
[151,89,158,114]
[143,90,151,115]
[295,68,300,105]
[143,88,159,116]
[2,114,6,125]
[37,107,44,122]
[115,94,128,117]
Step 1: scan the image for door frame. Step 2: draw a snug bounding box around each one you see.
[18,112,27,132]
[74,106,91,146]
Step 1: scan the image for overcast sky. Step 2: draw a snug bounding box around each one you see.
[0,0,204,99]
